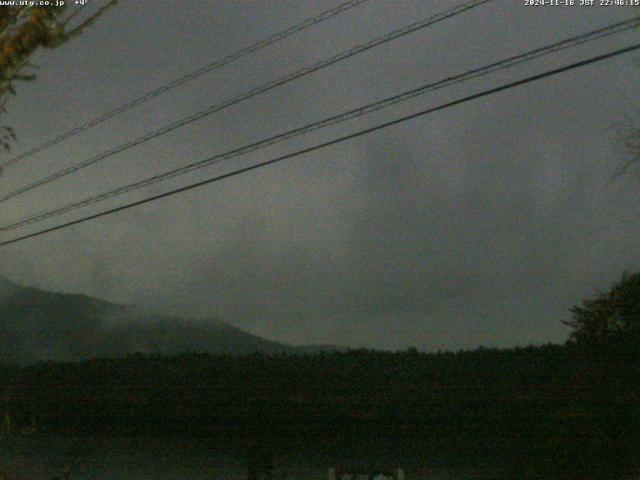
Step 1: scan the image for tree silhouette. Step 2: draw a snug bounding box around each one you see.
[564,271,640,347]
[558,271,640,478]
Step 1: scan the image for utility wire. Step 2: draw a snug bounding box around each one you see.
[0,0,372,170]
[1,42,638,248]
[1,18,637,234]
[0,0,494,203]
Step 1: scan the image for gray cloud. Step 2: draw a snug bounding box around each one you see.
[1,0,639,350]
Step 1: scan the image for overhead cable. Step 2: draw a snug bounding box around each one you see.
[1,18,637,233]
[0,0,494,202]
[0,0,372,169]
[1,42,638,247]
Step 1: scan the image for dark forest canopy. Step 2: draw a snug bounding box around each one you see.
[1,343,638,479]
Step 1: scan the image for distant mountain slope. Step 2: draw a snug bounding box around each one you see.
[0,277,339,364]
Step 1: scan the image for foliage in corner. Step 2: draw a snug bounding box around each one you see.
[0,1,118,155]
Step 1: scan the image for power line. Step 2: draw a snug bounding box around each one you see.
[1,18,637,234]
[0,0,494,204]
[1,42,638,248]
[0,0,372,170]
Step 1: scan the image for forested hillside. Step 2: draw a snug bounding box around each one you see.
[0,277,336,363]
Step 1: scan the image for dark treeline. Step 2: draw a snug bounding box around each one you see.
[1,343,638,478]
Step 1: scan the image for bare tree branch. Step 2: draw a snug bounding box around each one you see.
[64,0,118,42]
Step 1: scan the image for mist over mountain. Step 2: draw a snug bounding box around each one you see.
[0,276,338,364]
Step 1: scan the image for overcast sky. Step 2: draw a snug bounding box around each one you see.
[0,0,639,351]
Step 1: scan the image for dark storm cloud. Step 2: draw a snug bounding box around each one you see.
[0,0,639,350]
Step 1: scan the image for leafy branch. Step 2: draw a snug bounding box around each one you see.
[0,1,118,157]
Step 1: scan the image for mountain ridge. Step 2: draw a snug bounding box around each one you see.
[0,276,343,364]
